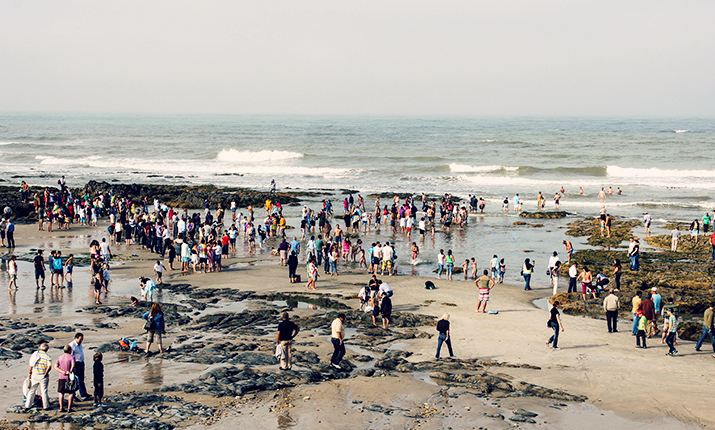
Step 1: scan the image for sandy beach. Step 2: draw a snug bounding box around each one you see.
[0,220,711,430]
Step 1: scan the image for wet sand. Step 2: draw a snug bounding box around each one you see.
[0,222,712,429]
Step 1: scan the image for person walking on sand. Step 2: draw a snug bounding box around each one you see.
[631,291,643,336]
[522,258,534,290]
[664,308,678,356]
[306,256,318,290]
[603,289,620,333]
[475,269,495,313]
[551,261,561,296]
[276,312,299,370]
[142,303,166,355]
[671,226,680,251]
[7,255,18,291]
[330,314,346,370]
[435,313,455,359]
[25,342,52,410]
[694,304,715,354]
[546,301,565,350]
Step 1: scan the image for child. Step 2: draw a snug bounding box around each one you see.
[153,261,165,284]
[635,310,647,348]
[103,264,111,291]
[65,254,74,284]
[462,259,470,280]
[93,272,103,305]
[93,352,105,407]
[499,259,506,283]
[471,258,478,280]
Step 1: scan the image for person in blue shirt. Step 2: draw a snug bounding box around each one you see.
[650,287,662,335]
[142,303,166,355]
[289,237,300,255]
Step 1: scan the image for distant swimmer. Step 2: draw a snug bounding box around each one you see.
[608,187,613,195]
[598,188,606,201]
[560,186,565,195]
[643,212,652,237]
[579,187,584,195]
[617,187,622,195]
[502,197,509,212]
[554,193,561,209]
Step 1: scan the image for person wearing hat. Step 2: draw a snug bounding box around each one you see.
[635,310,648,348]
[603,289,620,333]
[650,287,662,335]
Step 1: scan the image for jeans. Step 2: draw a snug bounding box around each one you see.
[437,264,443,277]
[446,263,453,277]
[435,333,454,358]
[523,274,532,290]
[568,277,577,293]
[695,325,715,351]
[632,313,639,335]
[615,272,621,289]
[606,310,618,332]
[548,321,560,348]
[629,255,639,270]
[7,231,14,248]
[636,330,646,347]
[331,338,345,365]
[75,361,88,398]
[666,332,676,353]
[329,261,337,274]
[323,254,330,273]
[317,251,322,266]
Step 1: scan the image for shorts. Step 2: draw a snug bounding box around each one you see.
[182,257,190,262]
[479,289,490,301]
[419,229,424,235]
[582,282,592,294]
[382,312,391,321]
[35,269,45,280]
[199,258,207,264]
[372,257,380,266]
[9,274,17,283]
[280,250,287,259]
[66,266,73,274]
[381,260,392,271]
[58,378,74,394]
[147,329,162,344]
[156,271,163,278]
[229,238,236,245]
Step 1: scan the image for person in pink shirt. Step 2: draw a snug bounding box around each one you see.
[54,345,76,412]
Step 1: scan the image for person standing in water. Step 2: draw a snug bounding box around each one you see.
[475,269,495,313]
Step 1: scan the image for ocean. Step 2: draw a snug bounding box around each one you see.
[1,114,713,279]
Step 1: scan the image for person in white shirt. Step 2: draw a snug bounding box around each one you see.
[568,262,578,293]
[69,333,89,400]
[381,242,394,276]
[154,261,165,284]
[100,238,112,262]
[378,281,393,298]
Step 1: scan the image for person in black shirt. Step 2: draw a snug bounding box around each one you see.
[380,293,392,329]
[93,352,105,407]
[435,313,454,359]
[546,301,565,350]
[287,251,299,282]
[33,250,46,289]
[276,313,300,370]
[368,275,380,298]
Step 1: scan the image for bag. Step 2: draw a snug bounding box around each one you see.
[546,268,551,277]
[65,373,78,392]
[424,281,436,290]
[295,274,301,282]
[143,317,153,331]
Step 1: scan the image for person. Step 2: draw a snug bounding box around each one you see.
[69,333,89,401]
[562,240,573,263]
[703,212,712,235]
[711,232,715,260]
[671,227,680,252]
[330,313,346,369]
[278,238,289,266]
[546,301,564,350]
[153,260,165,284]
[437,249,445,279]
[306,257,318,290]
[54,345,76,413]
[643,212,652,237]
[445,250,455,281]
[7,255,18,291]
[142,303,166,354]
[568,262,578,293]
[641,293,656,338]
[287,251,299,282]
[613,259,622,291]
[631,291,643,336]
[651,287,662,335]
[378,280,393,298]
[140,277,156,302]
[490,255,500,280]
[694,304,715,355]
[475,269,495,313]
[25,342,52,410]
[603,289,620,333]
[628,238,640,270]
[690,219,700,243]
[380,292,392,329]
[93,352,105,407]
[604,214,612,238]
[577,266,594,300]
[100,238,112,262]
[276,313,300,370]
[664,308,678,356]
[522,258,534,290]
[435,313,454,359]
[551,261,561,296]
[5,219,15,248]
[34,250,46,290]
[635,310,647,348]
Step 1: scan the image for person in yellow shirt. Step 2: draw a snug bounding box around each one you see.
[631,291,642,335]
[330,314,346,370]
[636,310,648,348]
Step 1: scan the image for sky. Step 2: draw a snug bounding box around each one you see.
[0,1,714,116]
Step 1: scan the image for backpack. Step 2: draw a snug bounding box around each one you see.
[425,281,436,290]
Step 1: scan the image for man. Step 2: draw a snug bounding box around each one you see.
[378,280,393,298]
[6,219,15,248]
[381,242,394,276]
[695,304,715,355]
[703,212,711,235]
[489,255,499,279]
[25,342,52,410]
[289,237,300,256]
[330,313,346,369]
[603,289,620,333]
[641,293,656,337]
[631,291,642,336]
[711,232,715,261]
[33,250,46,290]
[643,212,652,237]
[651,287,662,335]
[671,227,680,252]
[380,292,392,329]
[276,313,299,370]
[100,238,112,262]
[69,333,90,400]
[278,238,289,266]
[664,308,678,356]
[567,262,578,293]
[628,238,640,271]
[562,240,574,263]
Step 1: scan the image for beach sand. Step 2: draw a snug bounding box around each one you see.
[0,221,711,429]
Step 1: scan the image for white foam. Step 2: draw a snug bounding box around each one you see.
[216,149,303,163]
[607,166,715,178]
[674,129,689,133]
[449,164,517,173]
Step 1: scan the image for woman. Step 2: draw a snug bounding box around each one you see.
[522,258,534,290]
[445,250,455,281]
[142,303,166,354]
[437,249,445,279]
[690,219,700,243]
[613,259,622,291]
[287,251,299,282]
[551,261,561,296]
[546,301,565,350]
[306,256,318,290]
[475,269,496,313]
[54,345,76,412]
[435,313,454,359]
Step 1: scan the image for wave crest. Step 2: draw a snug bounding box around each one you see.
[216,149,303,163]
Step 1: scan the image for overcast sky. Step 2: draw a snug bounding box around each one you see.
[1,1,713,116]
